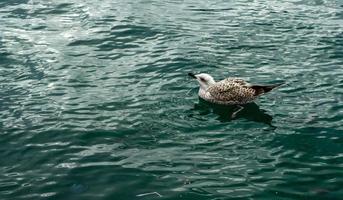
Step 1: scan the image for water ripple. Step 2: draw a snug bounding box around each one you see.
[1,0,343,199]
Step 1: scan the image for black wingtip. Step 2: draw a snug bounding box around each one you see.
[251,82,284,96]
[188,73,196,79]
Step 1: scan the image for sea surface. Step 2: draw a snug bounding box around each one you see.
[0,0,342,199]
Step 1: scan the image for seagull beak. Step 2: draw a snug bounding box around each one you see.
[188,73,197,79]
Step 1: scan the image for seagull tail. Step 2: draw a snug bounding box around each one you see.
[251,82,284,96]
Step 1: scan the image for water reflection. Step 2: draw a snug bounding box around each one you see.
[192,98,274,126]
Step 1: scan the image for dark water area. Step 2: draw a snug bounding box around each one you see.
[0,0,342,199]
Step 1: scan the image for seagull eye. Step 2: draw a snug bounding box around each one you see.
[200,77,206,82]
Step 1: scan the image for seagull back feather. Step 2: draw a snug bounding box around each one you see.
[207,78,256,103]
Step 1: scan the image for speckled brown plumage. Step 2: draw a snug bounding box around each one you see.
[189,73,282,105]
[206,78,256,104]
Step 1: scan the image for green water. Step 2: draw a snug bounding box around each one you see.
[1,0,342,199]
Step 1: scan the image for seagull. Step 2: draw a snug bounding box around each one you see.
[188,73,283,117]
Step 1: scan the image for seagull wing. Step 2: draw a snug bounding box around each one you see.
[207,78,256,102]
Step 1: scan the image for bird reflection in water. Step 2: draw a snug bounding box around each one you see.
[191,98,275,127]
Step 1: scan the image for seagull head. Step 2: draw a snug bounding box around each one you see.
[188,73,216,90]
